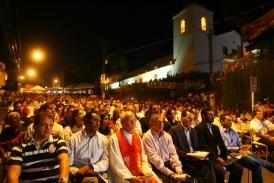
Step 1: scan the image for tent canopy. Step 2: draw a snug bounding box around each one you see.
[30,85,46,93]
[64,82,95,89]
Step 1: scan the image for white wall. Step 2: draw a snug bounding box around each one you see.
[109,64,173,89]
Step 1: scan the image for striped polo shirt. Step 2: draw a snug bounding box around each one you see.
[8,135,68,182]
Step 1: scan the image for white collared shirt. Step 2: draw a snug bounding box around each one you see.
[68,130,109,173]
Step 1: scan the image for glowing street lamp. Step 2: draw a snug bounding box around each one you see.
[27,68,36,78]
[31,48,45,62]
[53,78,59,88]
[19,75,25,80]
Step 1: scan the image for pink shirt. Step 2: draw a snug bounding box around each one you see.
[142,129,182,176]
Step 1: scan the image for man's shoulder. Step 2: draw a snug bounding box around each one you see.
[54,122,64,130]
[169,124,182,132]
[49,136,66,146]
[250,118,260,123]
[11,137,33,151]
[196,122,208,128]
[142,129,152,139]
[96,131,109,141]
[108,132,118,142]
[212,123,220,128]
[195,122,208,133]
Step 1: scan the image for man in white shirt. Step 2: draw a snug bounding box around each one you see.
[250,110,274,154]
[68,112,109,183]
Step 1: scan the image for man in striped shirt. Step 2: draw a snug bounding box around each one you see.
[6,111,69,183]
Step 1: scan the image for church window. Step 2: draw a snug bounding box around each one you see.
[180,19,185,33]
[201,17,207,31]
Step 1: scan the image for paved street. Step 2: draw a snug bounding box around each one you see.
[242,168,274,183]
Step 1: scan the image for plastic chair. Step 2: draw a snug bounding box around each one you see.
[249,129,269,162]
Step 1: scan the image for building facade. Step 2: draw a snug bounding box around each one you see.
[110,4,241,89]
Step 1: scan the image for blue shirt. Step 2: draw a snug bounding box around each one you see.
[220,128,242,152]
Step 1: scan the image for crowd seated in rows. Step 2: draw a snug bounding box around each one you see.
[0,91,273,182]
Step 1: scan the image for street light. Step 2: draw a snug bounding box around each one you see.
[53,78,58,88]
[25,68,37,90]
[18,75,25,92]
[31,48,45,62]
[27,68,36,78]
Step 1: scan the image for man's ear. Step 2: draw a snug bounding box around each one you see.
[201,112,206,121]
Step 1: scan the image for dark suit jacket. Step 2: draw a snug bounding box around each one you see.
[169,124,220,183]
[169,124,200,161]
[195,121,229,160]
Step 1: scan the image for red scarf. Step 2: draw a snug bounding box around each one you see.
[116,130,158,183]
[117,129,142,176]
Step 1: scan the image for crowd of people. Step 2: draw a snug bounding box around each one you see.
[0,92,274,183]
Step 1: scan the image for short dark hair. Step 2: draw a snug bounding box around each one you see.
[219,114,226,123]
[181,109,190,117]
[83,112,100,123]
[33,112,54,125]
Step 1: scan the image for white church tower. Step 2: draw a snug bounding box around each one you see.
[109,3,242,89]
[172,4,214,74]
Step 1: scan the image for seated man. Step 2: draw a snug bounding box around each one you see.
[169,109,218,183]
[195,108,243,183]
[108,110,162,182]
[142,113,190,182]
[68,112,109,183]
[220,113,274,183]
[6,111,69,183]
[263,111,274,135]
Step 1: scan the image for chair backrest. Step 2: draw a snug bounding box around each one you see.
[249,128,268,162]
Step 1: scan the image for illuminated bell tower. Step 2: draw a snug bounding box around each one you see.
[172,4,213,74]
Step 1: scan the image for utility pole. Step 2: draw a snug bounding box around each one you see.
[208,29,213,76]
[101,45,107,99]
[62,67,65,94]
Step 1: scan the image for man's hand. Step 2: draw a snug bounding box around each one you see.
[87,164,96,175]
[171,173,191,181]
[240,144,251,151]
[239,144,252,155]
[77,165,90,175]
[217,157,225,165]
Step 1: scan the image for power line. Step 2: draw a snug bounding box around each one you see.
[109,38,172,57]
[214,2,273,25]
[70,37,172,72]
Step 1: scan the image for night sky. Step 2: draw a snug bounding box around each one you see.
[0,0,273,86]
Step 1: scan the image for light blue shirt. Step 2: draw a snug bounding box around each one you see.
[220,128,242,152]
[68,130,109,173]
